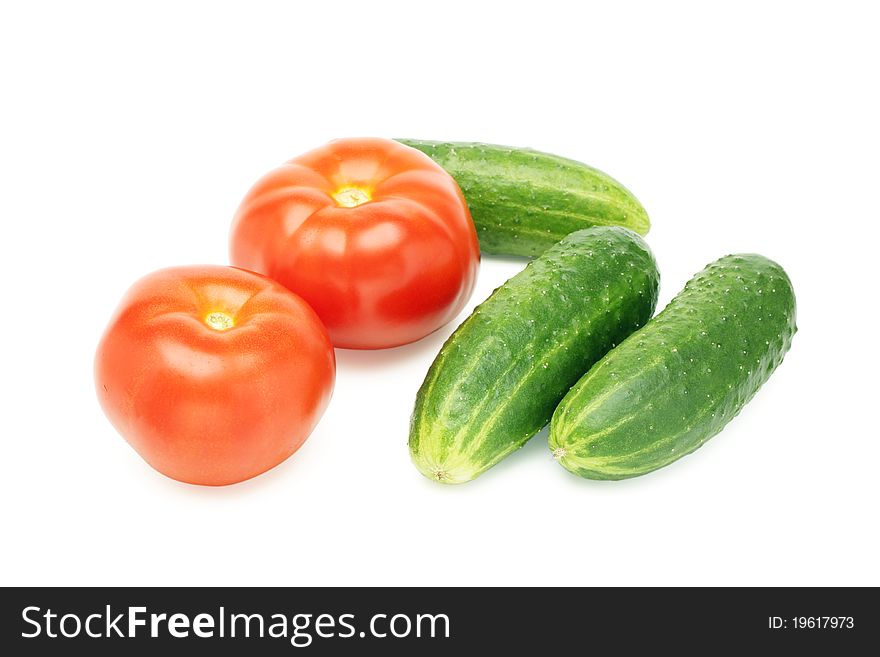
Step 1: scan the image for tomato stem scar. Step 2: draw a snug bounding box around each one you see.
[205,312,234,331]
[333,187,371,208]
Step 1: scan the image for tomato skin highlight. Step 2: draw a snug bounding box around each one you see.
[95,265,335,486]
[230,137,480,349]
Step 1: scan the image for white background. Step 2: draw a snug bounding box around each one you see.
[1,1,878,587]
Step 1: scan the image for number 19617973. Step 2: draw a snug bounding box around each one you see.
[769,617,854,630]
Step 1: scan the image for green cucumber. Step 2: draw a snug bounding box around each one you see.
[396,139,650,258]
[550,254,797,480]
[409,227,659,484]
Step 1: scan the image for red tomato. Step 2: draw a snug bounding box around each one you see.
[229,137,480,349]
[95,265,335,486]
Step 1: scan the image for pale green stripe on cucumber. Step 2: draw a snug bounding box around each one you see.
[409,226,660,484]
[550,254,797,480]
[395,139,650,258]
